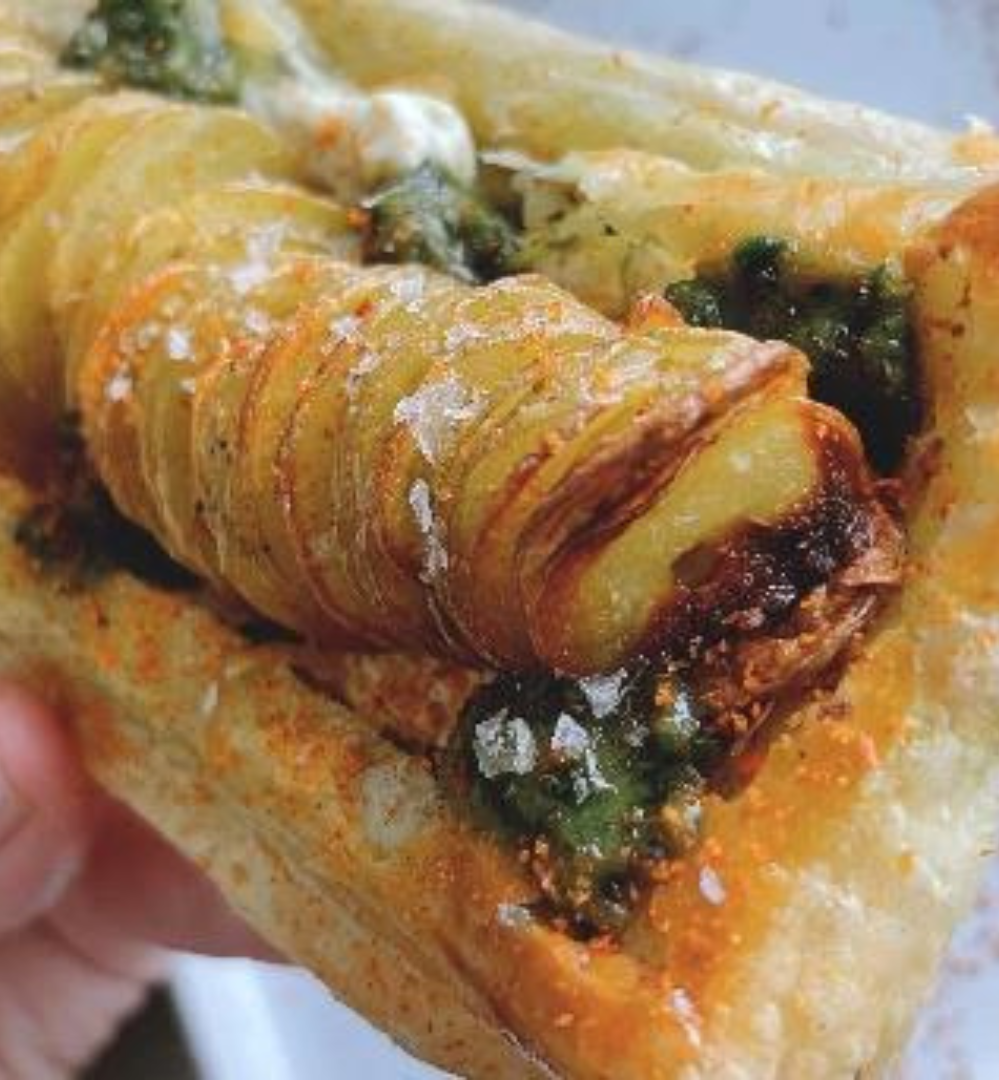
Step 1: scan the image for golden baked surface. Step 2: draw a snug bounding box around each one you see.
[1,4,999,1079]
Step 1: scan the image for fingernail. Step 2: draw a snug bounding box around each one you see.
[0,757,27,845]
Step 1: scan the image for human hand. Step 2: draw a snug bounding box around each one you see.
[0,682,275,1080]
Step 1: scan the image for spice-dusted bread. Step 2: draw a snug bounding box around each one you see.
[2,4,999,1077]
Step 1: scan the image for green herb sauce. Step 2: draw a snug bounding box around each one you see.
[445,663,722,935]
[363,163,522,285]
[62,0,240,103]
[664,236,919,472]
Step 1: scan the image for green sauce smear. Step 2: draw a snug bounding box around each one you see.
[363,163,522,285]
[446,664,722,935]
[664,236,919,472]
[62,0,240,103]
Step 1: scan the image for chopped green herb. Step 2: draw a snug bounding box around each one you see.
[444,663,721,935]
[665,236,919,472]
[363,163,521,284]
[62,0,240,103]
[660,278,724,329]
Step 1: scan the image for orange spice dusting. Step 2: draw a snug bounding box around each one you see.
[654,680,678,708]
[313,115,346,150]
[700,376,726,407]
[540,430,567,457]
[855,732,880,770]
[626,293,685,332]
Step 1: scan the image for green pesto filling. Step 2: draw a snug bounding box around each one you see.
[362,163,522,285]
[445,664,722,935]
[62,0,240,103]
[664,236,919,472]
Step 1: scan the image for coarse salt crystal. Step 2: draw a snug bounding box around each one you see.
[389,272,425,306]
[444,323,486,351]
[473,709,538,778]
[573,747,613,801]
[330,314,362,342]
[106,371,133,402]
[669,988,702,1048]
[698,866,727,906]
[394,373,484,463]
[346,348,381,397]
[166,326,192,361]
[408,479,448,581]
[199,682,220,717]
[496,902,533,930]
[243,308,272,337]
[229,224,285,295]
[551,713,591,759]
[577,669,628,719]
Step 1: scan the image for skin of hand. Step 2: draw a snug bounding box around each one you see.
[0,682,277,1080]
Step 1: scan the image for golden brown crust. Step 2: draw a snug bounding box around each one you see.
[1,185,997,1080]
[0,190,998,1080]
[1,6,999,1078]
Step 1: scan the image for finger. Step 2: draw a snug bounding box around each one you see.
[0,684,99,934]
[0,922,155,1080]
[53,801,280,962]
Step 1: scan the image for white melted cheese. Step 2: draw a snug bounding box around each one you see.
[228,0,476,199]
[243,73,477,199]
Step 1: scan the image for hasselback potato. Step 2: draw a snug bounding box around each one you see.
[0,34,896,674]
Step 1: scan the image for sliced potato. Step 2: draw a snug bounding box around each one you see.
[218,260,358,634]
[144,257,333,589]
[0,41,53,86]
[0,72,101,154]
[63,180,361,398]
[50,104,294,371]
[0,93,160,471]
[543,394,820,670]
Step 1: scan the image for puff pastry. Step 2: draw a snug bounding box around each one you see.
[1,4,998,1079]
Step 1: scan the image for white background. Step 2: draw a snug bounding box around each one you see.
[175,3,999,1078]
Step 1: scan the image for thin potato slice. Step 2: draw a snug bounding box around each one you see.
[63,181,361,385]
[0,94,160,468]
[146,257,334,591]
[222,261,361,635]
[49,105,293,371]
[0,72,101,153]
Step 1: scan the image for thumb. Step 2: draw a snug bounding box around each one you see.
[0,684,98,934]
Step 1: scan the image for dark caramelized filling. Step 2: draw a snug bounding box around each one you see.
[640,417,894,662]
[13,416,194,591]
